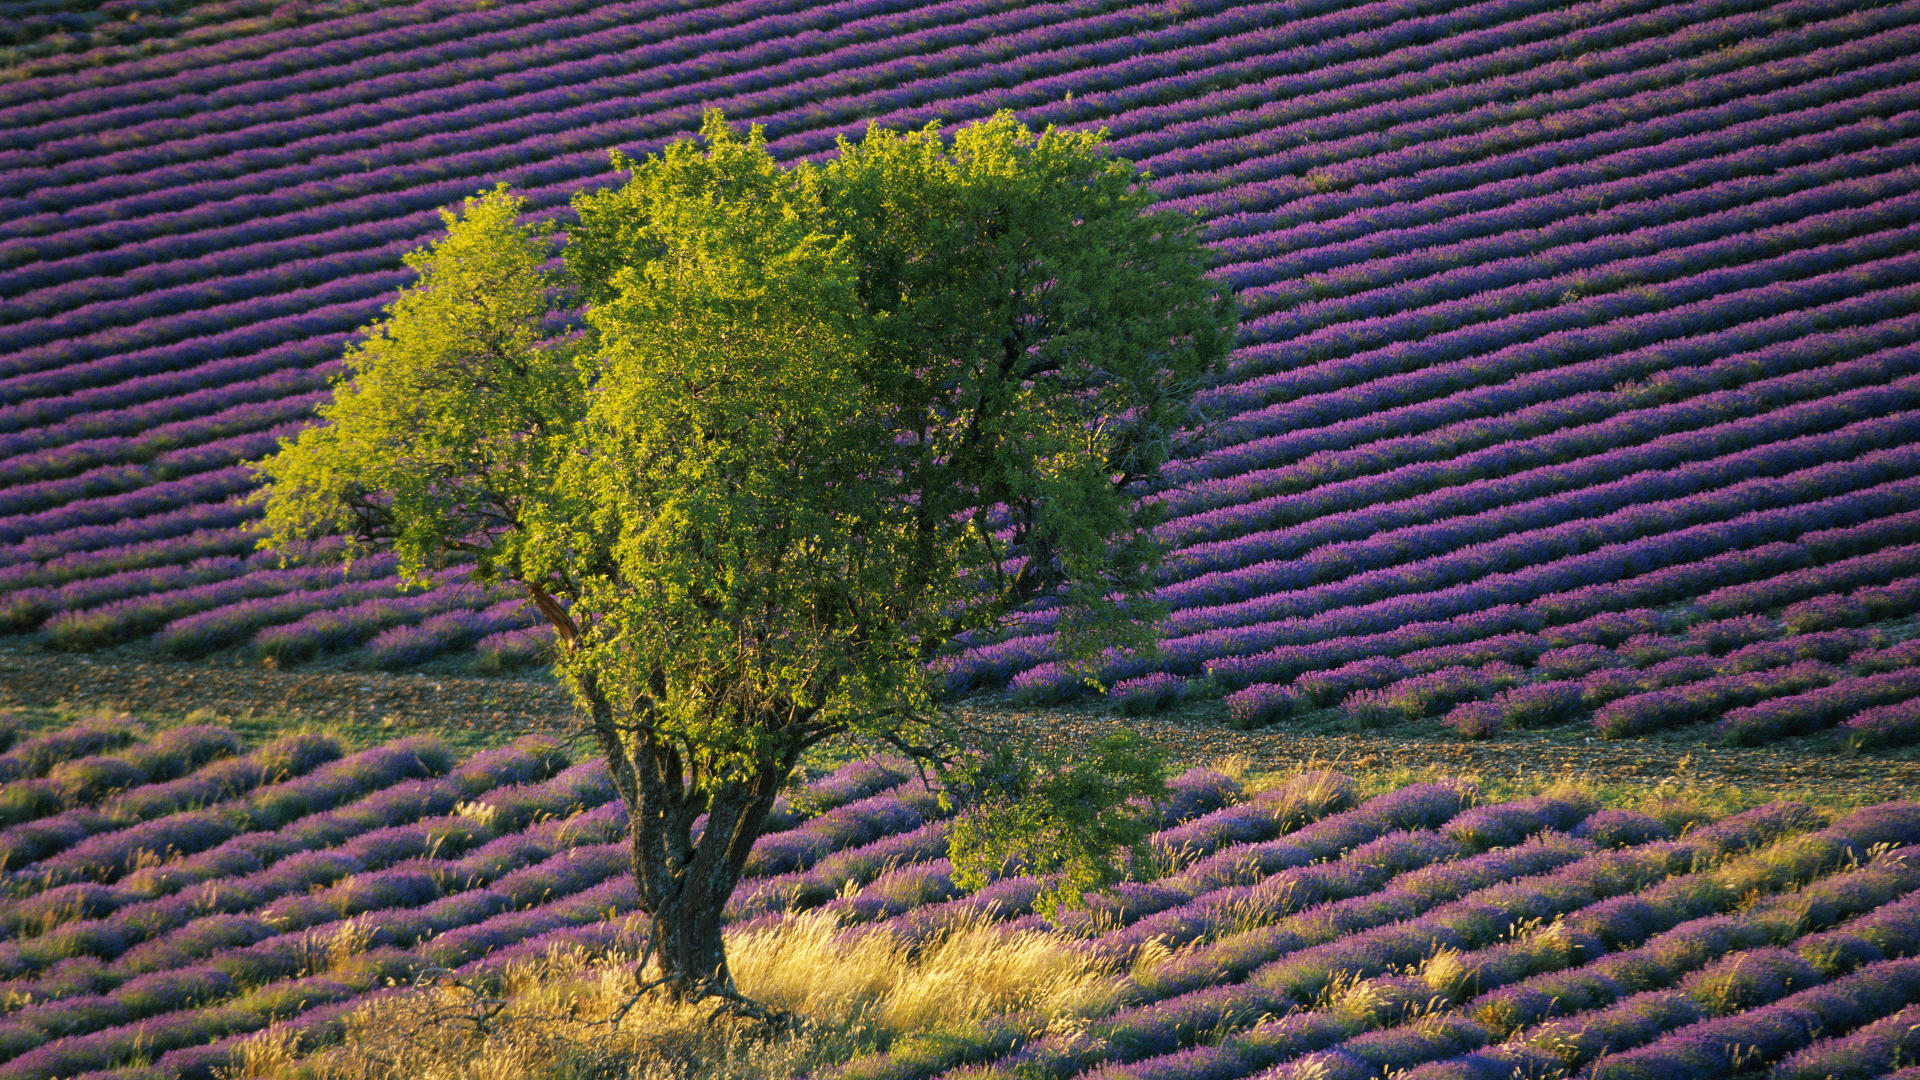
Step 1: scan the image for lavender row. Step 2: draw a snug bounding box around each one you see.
[956,806,1795,1080]
[1186,466,1920,690]
[1718,669,1920,746]
[1137,3,1920,205]
[0,733,340,884]
[0,0,943,195]
[0,0,1791,335]
[1,0,1137,240]
[0,769,967,1070]
[0,353,338,453]
[1076,784,1489,966]
[0,0,653,131]
[0,526,270,596]
[1100,804,1870,1079]
[0,753,892,994]
[1161,33,1920,237]
[1159,400,1920,623]
[11,8,1904,407]
[150,569,494,659]
[0,736,460,897]
[1236,859,1920,1080]
[1064,433,1920,694]
[0,0,1284,289]
[1210,218,1920,457]
[1180,247,1920,494]
[0,30,1889,441]
[1204,86,1918,292]
[360,597,536,669]
[0,390,322,501]
[1437,629,1879,739]
[1221,166,1920,389]
[0,464,257,547]
[0,0,1759,343]
[0,723,236,829]
[1164,328,1920,584]
[972,438,1920,691]
[1700,538,1920,619]
[0,716,136,785]
[1216,549,1876,724]
[37,554,401,652]
[1157,288,1920,535]
[1083,803,1892,1080]
[0,0,1843,315]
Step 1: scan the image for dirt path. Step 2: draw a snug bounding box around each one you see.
[3,641,1917,802]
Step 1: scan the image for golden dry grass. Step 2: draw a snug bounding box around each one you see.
[222,911,1122,1080]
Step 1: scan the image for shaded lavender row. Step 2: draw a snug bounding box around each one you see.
[1140,9,1920,208]
[0,0,932,200]
[1774,1000,1920,1080]
[1217,523,1907,725]
[0,733,340,885]
[0,0,1716,339]
[3,31,1904,588]
[1217,146,1920,349]
[0,0,1797,361]
[0,1,1106,360]
[1160,37,1920,241]
[1700,540,1920,619]
[1191,467,1920,691]
[0,0,646,133]
[0,0,1277,295]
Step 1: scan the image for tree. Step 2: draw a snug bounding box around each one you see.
[254,110,1236,1005]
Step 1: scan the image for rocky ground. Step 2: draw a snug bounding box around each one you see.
[2,639,1917,803]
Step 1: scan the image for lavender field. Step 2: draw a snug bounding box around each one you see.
[0,713,1917,1077]
[3,0,1920,744]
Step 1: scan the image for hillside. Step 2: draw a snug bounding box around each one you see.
[2,0,1919,747]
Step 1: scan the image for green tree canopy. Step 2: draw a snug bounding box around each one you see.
[255,110,1235,1003]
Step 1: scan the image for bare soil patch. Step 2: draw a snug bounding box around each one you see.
[2,641,1916,802]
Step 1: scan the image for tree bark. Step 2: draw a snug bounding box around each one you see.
[629,731,793,999]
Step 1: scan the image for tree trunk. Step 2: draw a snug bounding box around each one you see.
[626,726,794,1001]
[530,589,801,1003]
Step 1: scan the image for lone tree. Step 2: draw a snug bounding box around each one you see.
[254,111,1236,1004]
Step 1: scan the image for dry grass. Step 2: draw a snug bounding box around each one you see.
[222,911,1122,1080]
